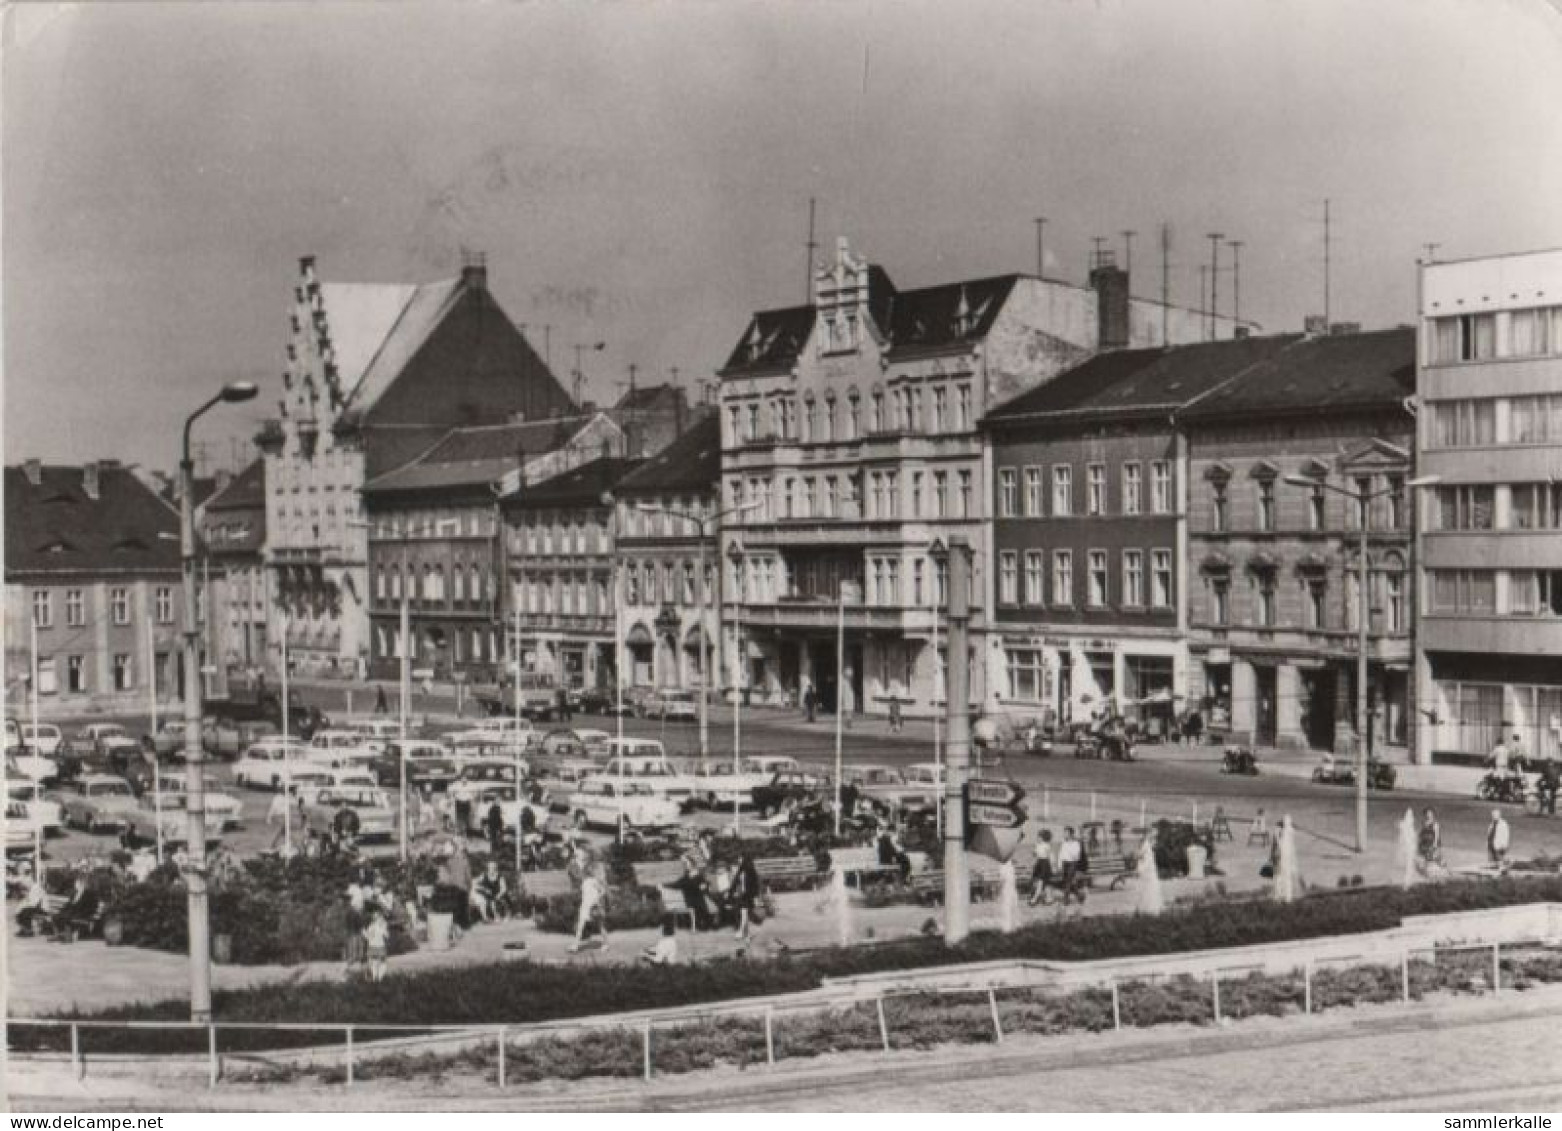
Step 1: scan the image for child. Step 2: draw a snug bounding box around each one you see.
[641,916,678,965]
[364,908,389,983]
[569,863,608,952]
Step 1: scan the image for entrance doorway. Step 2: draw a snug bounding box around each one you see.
[1300,668,1336,751]
[1255,666,1278,746]
[779,641,801,704]
[846,643,864,716]
[810,640,838,713]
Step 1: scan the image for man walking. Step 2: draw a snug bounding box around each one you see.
[1058,826,1086,906]
[803,680,816,724]
[1487,808,1512,872]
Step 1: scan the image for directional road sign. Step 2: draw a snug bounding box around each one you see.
[967,779,1025,808]
[967,802,1026,829]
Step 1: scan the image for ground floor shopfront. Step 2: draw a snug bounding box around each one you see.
[621,611,716,693]
[993,631,1186,736]
[1188,642,1409,756]
[1418,651,1562,764]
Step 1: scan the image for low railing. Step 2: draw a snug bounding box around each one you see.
[9,937,1544,1091]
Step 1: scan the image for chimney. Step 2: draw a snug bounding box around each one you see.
[1089,253,1130,351]
[299,255,317,286]
[1304,315,1328,338]
[22,459,41,486]
[82,462,101,501]
[460,250,488,291]
[1328,321,1361,337]
[1234,325,1252,340]
[215,468,233,494]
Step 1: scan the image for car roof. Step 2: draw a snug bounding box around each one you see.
[79,774,132,786]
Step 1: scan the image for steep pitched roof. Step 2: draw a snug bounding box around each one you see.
[613,415,720,497]
[1181,327,1416,419]
[985,334,1303,425]
[615,383,686,413]
[719,305,816,376]
[505,456,645,509]
[363,415,609,496]
[6,464,180,577]
[318,277,465,413]
[203,459,266,513]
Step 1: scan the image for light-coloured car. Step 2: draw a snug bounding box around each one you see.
[147,775,243,827]
[449,759,524,806]
[6,748,60,786]
[643,689,699,722]
[18,723,63,757]
[292,767,379,807]
[123,792,225,847]
[443,731,524,762]
[531,757,601,808]
[570,778,683,834]
[601,737,668,762]
[340,717,406,753]
[377,740,459,791]
[303,730,378,769]
[685,759,770,809]
[57,774,139,832]
[232,738,311,790]
[462,784,548,836]
[595,751,699,804]
[152,720,192,759]
[302,786,396,842]
[848,764,936,811]
[7,784,62,835]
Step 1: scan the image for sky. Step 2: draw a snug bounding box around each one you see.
[6,0,1562,474]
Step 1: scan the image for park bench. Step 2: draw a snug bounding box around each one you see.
[1082,853,1137,891]
[825,846,902,888]
[39,893,104,942]
[632,861,699,932]
[907,856,1008,905]
[753,854,825,892]
[520,869,575,901]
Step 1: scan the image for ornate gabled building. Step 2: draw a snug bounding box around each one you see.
[717,237,1224,718]
[256,255,574,678]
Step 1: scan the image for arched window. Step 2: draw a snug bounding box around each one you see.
[375,566,386,601]
[390,566,402,601]
[453,565,466,602]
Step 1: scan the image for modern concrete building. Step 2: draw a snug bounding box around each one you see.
[256,254,574,679]
[717,238,1225,718]
[1183,328,1417,755]
[1416,247,1562,764]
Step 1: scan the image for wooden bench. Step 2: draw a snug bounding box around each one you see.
[753,854,825,892]
[632,861,699,932]
[1082,854,1137,891]
[520,869,575,901]
[908,857,1009,905]
[826,846,901,888]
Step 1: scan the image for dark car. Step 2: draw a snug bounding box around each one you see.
[573,687,636,717]
[751,769,831,818]
[374,740,459,792]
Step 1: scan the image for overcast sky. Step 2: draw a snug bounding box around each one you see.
[6,0,1561,473]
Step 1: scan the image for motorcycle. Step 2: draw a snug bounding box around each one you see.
[1311,757,1397,791]
[1102,733,1136,762]
[1221,746,1260,775]
[1073,733,1102,760]
[1476,771,1529,805]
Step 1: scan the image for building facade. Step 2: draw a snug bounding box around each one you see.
[1184,328,1417,755]
[612,415,721,693]
[363,415,623,682]
[502,456,644,692]
[5,461,188,717]
[257,254,574,679]
[984,336,1297,732]
[718,239,1222,718]
[1416,248,1562,764]
[199,460,269,686]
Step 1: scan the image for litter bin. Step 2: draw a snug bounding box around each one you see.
[1186,844,1208,880]
[427,911,454,952]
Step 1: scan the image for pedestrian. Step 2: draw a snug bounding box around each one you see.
[375,683,389,715]
[569,861,609,951]
[485,798,506,858]
[14,863,48,937]
[1418,807,1443,872]
[343,891,367,977]
[803,681,816,724]
[888,695,903,735]
[363,908,390,983]
[729,852,761,941]
[641,915,679,965]
[1489,735,1510,774]
[1540,759,1561,816]
[1028,830,1056,906]
[1487,809,1511,872]
[876,827,912,882]
[1058,826,1086,905]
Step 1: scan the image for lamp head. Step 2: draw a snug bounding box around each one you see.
[726,542,744,565]
[927,537,948,562]
[220,382,260,404]
[1281,474,1322,489]
[1404,474,1443,489]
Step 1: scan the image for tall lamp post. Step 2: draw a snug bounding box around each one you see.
[725,541,747,794]
[929,536,974,944]
[1283,472,1440,853]
[180,380,257,1023]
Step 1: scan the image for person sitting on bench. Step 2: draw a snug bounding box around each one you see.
[674,830,718,930]
[15,864,48,937]
[51,876,98,942]
[877,828,912,882]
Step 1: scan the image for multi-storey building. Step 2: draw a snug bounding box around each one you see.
[362,415,623,682]
[199,459,269,681]
[1417,248,1562,764]
[612,415,721,693]
[717,238,1221,717]
[502,456,644,691]
[256,254,574,678]
[1183,328,1417,754]
[5,460,188,716]
[984,336,1296,730]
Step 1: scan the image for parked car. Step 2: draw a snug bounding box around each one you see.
[642,689,699,722]
[303,730,379,769]
[448,759,525,807]
[570,778,683,836]
[573,688,633,716]
[146,775,243,828]
[292,767,379,807]
[17,723,63,757]
[751,769,832,817]
[375,740,459,792]
[5,747,62,787]
[6,783,62,836]
[152,720,192,760]
[595,752,700,806]
[530,757,602,809]
[56,774,140,832]
[847,764,936,811]
[462,784,549,837]
[301,786,396,842]
[443,732,519,763]
[340,717,406,753]
[232,738,311,791]
[122,792,225,847]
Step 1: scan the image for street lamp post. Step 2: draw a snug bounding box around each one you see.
[180,381,257,1023]
[929,536,974,944]
[1284,472,1440,854]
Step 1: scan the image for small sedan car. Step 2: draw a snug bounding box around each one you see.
[232,739,311,791]
[302,786,396,842]
[570,778,683,835]
[462,784,549,836]
[122,793,225,847]
[375,740,459,792]
[6,784,62,836]
[643,690,699,722]
[751,769,832,818]
[18,723,64,757]
[56,774,140,833]
[147,775,243,828]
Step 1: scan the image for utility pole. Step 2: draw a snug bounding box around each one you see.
[934,537,973,945]
[398,592,409,862]
[1206,233,1224,339]
[1323,198,1332,326]
[1227,239,1244,328]
[805,197,818,304]
[1034,217,1047,278]
[1160,223,1171,346]
[1121,229,1137,276]
[1198,266,1210,342]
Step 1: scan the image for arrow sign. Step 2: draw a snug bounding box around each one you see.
[967,803,1026,829]
[968,778,1026,807]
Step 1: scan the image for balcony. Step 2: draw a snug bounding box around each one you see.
[514,612,614,636]
[1421,613,1562,656]
[736,600,945,635]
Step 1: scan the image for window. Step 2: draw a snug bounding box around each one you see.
[113,653,132,692]
[1256,480,1275,532]
[957,470,973,518]
[956,384,972,431]
[1151,461,1172,514]
[1430,399,1496,447]
[934,472,949,518]
[823,476,837,518]
[870,392,884,433]
[1386,570,1407,631]
[31,590,52,629]
[999,552,1018,604]
[1428,569,1497,615]
[1151,550,1173,609]
[783,478,797,520]
[1308,486,1326,531]
[910,472,922,518]
[65,589,84,627]
[1122,550,1144,607]
[1255,571,1277,627]
[999,469,1018,517]
[1510,394,1562,444]
[626,564,641,605]
[1024,467,1044,516]
[1024,551,1045,605]
[1508,307,1554,357]
[1086,464,1106,515]
[66,656,84,693]
[110,587,130,625]
[1087,551,1108,607]
[745,403,759,442]
[682,562,696,605]
[934,558,949,606]
[1511,483,1562,530]
[1210,577,1230,625]
[846,392,861,440]
[1211,483,1228,532]
[1052,551,1073,606]
[801,478,815,519]
[913,558,925,606]
[1122,463,1142,515]
[824,395,837,442]
[1006,648,1046,702]
[932,387,948,432]
[1432,485,1495,531]
[803,397,816,443]
[1509,570,1562,616]
[885,472,900,519]
[1051,465,1072,516]
[1306,579,1327,629]
[1386,477,1406,529]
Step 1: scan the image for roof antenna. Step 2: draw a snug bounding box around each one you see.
[1034,216,1047,279]
[1206,233,1224,339]
[1120,229,1136,277]
[1227,239,1244,328]
[1160,223,1171,346]
[805,197,818,305]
